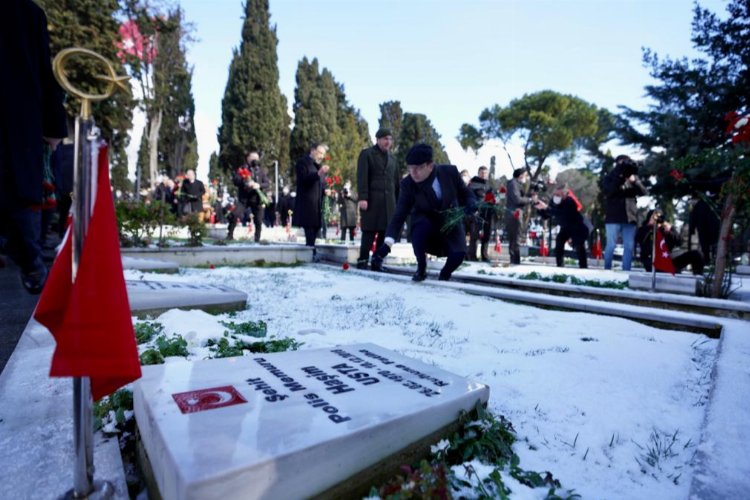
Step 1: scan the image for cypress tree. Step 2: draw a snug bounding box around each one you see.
[396,112,450,172]
[155,8,197,179]
[289,57,338,165]
[378,100,404,157]
[290,58,370,186]
[38,0,135,192]
[218,0,290,176]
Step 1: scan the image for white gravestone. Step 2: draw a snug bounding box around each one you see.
[127,280,248,315]
[134,343,489,499]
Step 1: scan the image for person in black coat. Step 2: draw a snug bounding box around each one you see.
[338,183,358,243]
[467,166,494,262]
[178,169,205,216]
[535,186,589,268]
[637,209,704,275]
[371,144,476,282]
[293,143,330,259]
[689,195,720,263]
[504,168,537,265]
[228,151,270,242]
[0,0,68,293]
[277,185,294,227]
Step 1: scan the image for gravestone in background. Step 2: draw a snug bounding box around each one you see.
[134,343,489,499]
[126,280,247,316]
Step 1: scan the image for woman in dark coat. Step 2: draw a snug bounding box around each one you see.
[338,184,358,242]
[536,186,589,268]
[293,144,329,256]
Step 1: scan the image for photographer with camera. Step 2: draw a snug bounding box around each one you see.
[504,168,538,265]
[636,209,704,275]
[602,155,647,271]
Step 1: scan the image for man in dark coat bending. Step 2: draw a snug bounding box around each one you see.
[371,144,476,282]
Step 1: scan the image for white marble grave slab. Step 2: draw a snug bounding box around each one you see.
[122,256,180,273]
[134,343,489,500]
[126,279,247,314]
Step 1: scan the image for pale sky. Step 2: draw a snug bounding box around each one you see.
[128,0,728,182]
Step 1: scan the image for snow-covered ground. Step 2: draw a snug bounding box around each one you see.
[125,265,720,499]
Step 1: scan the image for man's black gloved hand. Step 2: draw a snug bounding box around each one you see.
[370,243,391,272]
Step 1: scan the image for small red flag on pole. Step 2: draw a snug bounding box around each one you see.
[35,145,141,401]
[592,230,603,259]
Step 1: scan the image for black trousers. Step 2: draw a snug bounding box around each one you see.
[340,226,355,242]
[227,202,264,242]
[358,230,385,264]
[468,213,492,261]
[303,226,319,247]
[643,250,704,275]
[505,214,523,264]
[555,227,588,269]
[411,218,465,280]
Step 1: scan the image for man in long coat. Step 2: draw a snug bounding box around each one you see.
[371,144,476,282]
[293,143,329,260]
[1,0,68,293]
[356,128,400,269]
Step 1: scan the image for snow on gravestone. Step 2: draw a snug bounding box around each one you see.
[126,279,247,314]
[134,343,489,499]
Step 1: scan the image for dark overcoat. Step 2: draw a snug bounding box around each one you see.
[385,165,476,256]
[0,0,68,205]
[338,191,358,228]
[292,155,322,228]
[603,164,646,224]
[356,145,400,231]
[538,197,589,245]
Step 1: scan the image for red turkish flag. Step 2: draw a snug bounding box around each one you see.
[653,228,676,275]
[540,236,549,257]
[34,145,141,401]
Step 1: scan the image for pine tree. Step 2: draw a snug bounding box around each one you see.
[155,8,197,179]
[218,0,290,177]
[38,0,135,192]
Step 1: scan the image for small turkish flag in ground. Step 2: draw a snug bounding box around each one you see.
[34,144,141,401]
[540,236,549,257]
[592,231,603,259]
[371,232,378,253]
[654,228,676,275]
[494,234,502,254]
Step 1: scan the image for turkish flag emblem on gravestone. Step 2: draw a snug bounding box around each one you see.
[172,385,248,414]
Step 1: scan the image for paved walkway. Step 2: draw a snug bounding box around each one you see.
[0,261,39,375]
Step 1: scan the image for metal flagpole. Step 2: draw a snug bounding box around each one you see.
[53,47,129,500]
[651,220,658,291]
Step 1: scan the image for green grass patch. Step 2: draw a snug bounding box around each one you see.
[371,403,579,499]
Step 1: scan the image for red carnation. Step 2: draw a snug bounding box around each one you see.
[499,186,507,194]
[342,262,350,271]
[669,169,683,181]
[484,192,496,204]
